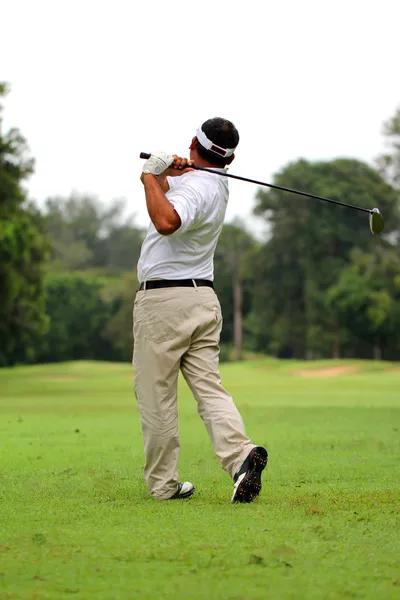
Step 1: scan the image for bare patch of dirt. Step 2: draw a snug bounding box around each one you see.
[307,506,325,516]
[294,366,360,378]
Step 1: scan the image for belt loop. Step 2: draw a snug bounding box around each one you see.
[143,280,146,291]
[192,279,198,291]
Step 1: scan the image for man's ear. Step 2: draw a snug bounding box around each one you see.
[189,136,197,150]
[226,153,235,165]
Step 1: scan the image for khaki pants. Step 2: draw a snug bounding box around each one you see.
[132,285,255,500]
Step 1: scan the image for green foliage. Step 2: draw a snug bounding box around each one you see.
[214,219,258,352]
[37,274,115,363]
[376,106,400,190]
[102,272,139,361]
[43,194,145,272]
[215,219,257,279]
[0,83,50,366]
[327,248,400,359]
[250,158,400,359]
[2,84,400,366]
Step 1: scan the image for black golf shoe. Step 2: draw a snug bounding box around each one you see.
[231,446,268,503]
[169,481,195,499]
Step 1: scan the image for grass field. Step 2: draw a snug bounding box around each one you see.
[1,359,400,599]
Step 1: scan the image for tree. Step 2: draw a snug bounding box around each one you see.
[251,158,400,359]
[327,248,400,360]
[102,272,139,361]
[376,106,400,190]
[43,194,145,272]
[0,82,50,366]
[214,220,258,360]
[37,273,115,363]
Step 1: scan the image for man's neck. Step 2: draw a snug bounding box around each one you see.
[192,151,225,170]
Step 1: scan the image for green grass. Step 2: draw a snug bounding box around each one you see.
[1,359,400,599]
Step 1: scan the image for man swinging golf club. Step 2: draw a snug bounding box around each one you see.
[133,117,268,502]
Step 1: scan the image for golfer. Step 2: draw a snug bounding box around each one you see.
[133,117,268,502]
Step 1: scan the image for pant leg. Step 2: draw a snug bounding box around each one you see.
[132,288,189,500]
[180,288,255,479]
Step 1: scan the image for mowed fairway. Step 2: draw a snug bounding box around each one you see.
[1,360,400,600]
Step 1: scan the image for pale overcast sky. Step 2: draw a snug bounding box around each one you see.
[2,0,399,235]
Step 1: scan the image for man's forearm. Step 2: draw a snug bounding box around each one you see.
[142,174,181,235]
[157,174,170,193]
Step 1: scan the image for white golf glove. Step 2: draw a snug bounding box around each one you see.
[142,151,174,176]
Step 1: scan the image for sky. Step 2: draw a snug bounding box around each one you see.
[2,0,399,237]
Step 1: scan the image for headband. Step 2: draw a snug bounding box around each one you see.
[196,126,236,158]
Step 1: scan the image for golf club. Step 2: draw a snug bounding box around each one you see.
[139,152,385,235]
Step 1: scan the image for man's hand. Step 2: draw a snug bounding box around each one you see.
[141,153,195,188]
[142,151,174,176]
[141,153,195,190]
[165,155,195,177]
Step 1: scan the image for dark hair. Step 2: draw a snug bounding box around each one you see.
[196,117,240,167]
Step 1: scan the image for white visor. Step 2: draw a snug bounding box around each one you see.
[196,126,236,158]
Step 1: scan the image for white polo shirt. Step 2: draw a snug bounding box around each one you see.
[137,169,229,282]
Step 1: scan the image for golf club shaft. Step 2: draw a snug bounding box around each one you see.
[139,152,372,215]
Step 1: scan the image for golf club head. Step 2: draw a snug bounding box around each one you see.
[369,208,384,235]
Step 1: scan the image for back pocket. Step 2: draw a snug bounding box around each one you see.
[134,298,183,344]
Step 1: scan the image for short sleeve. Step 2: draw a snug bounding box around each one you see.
[165,175,207,236]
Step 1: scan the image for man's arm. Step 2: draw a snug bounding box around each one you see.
[142,174,181,235]
[156,173,171,194]
[141,154,194,236]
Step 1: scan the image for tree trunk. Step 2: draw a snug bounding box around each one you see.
[332,340,340,359]
[233,276,243,361]
[373,343,382,361]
